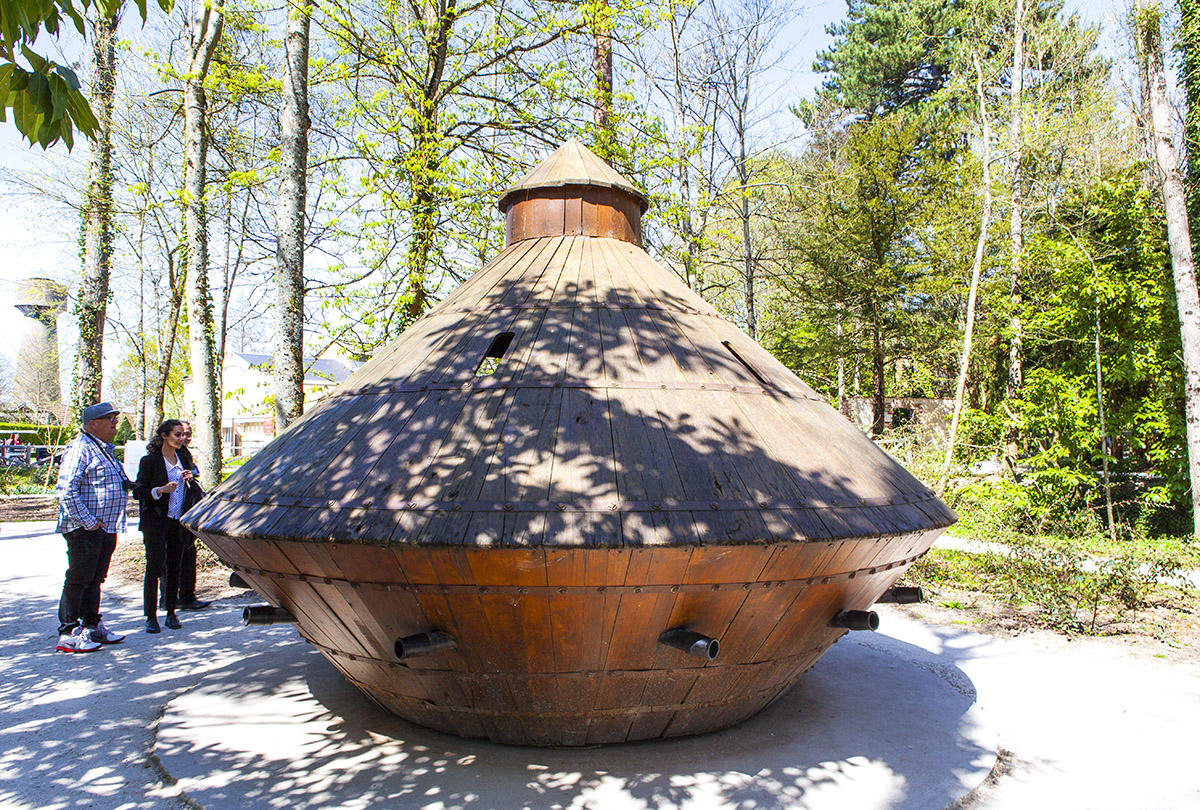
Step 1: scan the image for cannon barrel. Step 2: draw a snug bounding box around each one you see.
[831,610,879,631]
[658,628,720,660]
[394,632,456,660]
[242,605,297,626]
[876,586,923,604]
[229,571,251,589]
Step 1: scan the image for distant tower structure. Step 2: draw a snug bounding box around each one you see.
[14,278,68,417]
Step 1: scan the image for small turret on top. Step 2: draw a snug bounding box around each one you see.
[497,138,647,246]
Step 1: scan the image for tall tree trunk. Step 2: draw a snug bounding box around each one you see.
[183,5,223,485]
[400,2,453,330]
[1136,10,1158,188]
[870,299,885,436]
[1138,0,1200,537]
[836,310,848,416]
[152,258,184,431]
[592,0,613,154]
[274,0,311,432]
[738,109,755,340]
[1006,0,1025,402]
[75,8,118,413]
[217,187,230,393]
[939,51,994,495]
[136,194,147,439]
[403,179,435,325]
[669,7,697,289]
[1095,296,1117,542]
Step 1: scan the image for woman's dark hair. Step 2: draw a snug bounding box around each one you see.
[147,419,184,455]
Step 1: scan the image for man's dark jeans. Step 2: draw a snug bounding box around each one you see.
[57,527,118,634]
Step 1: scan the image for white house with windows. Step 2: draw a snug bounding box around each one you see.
[219,352,357,456]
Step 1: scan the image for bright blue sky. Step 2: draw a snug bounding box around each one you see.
[0,0,1130,375]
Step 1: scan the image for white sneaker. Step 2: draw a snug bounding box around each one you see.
[88,621,125,644]
[56,626,101,653]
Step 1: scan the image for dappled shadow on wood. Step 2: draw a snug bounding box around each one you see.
[187,251,951,549]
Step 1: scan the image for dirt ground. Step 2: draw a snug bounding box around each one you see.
[892,584,1200,668]
[0,496,64,522]
[107,532,244,604]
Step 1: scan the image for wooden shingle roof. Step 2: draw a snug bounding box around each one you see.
[498,138,648,213]
[186,141,954,549]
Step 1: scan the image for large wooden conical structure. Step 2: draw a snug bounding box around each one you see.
[185,139,955,746]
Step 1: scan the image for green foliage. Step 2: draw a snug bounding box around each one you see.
[1013,171,1185,514]
[0,464,59,494]
[954,408,1005,462]
[315,0,669,356]
[910,537,1190,634]
[0,421,76,445]
[815,0,962,117]
[113,417,133,444]
[0,0,172,148]
[756,110,969,432]
[930,470,1196,633]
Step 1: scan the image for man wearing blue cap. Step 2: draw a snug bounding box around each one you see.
[53,402,131,652]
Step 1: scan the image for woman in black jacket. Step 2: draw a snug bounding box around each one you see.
[134,420,200,633]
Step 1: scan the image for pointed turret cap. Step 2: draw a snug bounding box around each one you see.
[498,138,648,213]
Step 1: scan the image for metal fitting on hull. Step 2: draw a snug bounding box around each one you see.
[394,632,456,660]
[831,610,879,631]
[242,605,297,626]
[659,628,720,660]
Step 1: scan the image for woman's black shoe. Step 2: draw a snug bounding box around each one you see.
[178,599,211,611]
[164,613,182,630]
[145,617,161,634]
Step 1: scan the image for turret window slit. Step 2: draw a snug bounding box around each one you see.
[476,332,515,376]
[721,340,769,386]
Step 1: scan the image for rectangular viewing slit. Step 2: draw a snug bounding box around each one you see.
[475,332,515,376]
[721,340,769,386]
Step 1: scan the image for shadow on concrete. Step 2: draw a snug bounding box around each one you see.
[155,628,993,810]
[0,523,277,809]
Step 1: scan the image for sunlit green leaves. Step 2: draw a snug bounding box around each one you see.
[0,0,172,149]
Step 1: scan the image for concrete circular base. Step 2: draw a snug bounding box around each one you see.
[154,632,995,809]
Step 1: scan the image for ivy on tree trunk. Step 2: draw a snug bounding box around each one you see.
[75,7,118,413]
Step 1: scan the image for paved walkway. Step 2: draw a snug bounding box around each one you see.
[2,520,1198,809]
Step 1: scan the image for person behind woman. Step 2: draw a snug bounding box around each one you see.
[173,420,210,610]
[134,420,200,633]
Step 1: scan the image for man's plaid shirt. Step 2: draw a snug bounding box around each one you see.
[55,432,129,534]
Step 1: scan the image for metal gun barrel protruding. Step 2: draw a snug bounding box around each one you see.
[394,632,456,660]
[831,609,879,631]
[229,572,251,589]
[658,628,720,660]
[242,605,297,626]
[876,586,923,604]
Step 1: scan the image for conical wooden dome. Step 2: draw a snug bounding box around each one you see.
[185,141,954,746]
